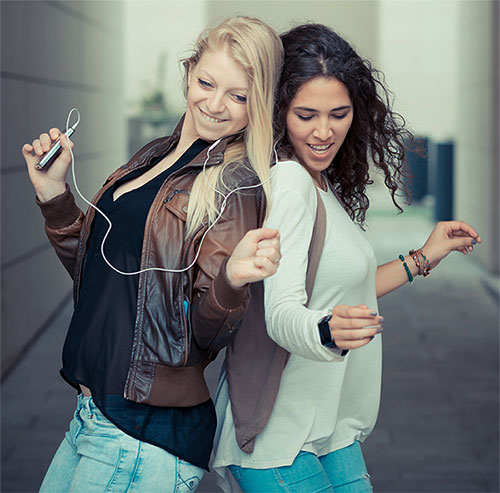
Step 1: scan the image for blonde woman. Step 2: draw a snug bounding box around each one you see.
[21,16,283,492]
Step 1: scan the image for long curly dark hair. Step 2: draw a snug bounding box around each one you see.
[276,23,413,225]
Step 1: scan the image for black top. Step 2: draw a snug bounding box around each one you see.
[60,139,215,470]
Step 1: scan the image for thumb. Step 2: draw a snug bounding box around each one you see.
[59,134,74,161]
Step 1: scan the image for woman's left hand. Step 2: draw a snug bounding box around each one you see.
[226,228,281,288]
[421,221,482,269]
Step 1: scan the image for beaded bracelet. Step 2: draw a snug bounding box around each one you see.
[399,254,414,284]
[408,249,421,275]
[416,248,432,277]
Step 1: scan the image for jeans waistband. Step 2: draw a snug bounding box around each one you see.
[76,393,102,416]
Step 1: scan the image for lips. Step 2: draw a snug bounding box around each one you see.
[307,143,334,156]
[199,107,227,123]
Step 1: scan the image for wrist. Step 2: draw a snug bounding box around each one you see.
[36,183,67,203]
[225,258,246,289]
[318,313,335,347]
[407,248,432,277]
[317,314,348,356]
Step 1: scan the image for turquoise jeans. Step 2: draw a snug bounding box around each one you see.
[39,394,204,492]
[228,441,372,492]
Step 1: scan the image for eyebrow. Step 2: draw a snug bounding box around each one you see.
[198,68,248,92]
[294,105,352,112]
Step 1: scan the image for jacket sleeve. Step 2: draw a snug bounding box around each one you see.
[36,184,84,279]
[190,185,265,353]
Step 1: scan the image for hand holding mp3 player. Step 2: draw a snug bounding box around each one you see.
[35,122,78,170]
[21,123,78,203]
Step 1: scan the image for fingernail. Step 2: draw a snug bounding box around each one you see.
[376,327,384,334]
[471,239,477,245]
[370,311,377,316]
[378,317,384,323]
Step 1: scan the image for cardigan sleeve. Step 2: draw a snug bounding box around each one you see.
[264,161,345,362]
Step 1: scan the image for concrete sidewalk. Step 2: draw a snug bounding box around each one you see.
[2,208,498,493]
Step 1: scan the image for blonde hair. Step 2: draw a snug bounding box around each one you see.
[182,16,283,237]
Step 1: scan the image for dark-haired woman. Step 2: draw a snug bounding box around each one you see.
[213,23,481,492]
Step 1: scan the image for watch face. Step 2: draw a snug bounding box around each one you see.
[318,315,333,346]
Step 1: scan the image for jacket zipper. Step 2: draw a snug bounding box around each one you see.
[180,222,207,366]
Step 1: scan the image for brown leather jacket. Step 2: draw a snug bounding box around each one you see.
[36,117,265,408]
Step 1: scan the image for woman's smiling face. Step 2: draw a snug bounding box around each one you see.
[285,76,353,183]
[183,45,249,143]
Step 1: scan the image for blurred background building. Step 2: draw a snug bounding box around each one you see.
[1,1,498,492]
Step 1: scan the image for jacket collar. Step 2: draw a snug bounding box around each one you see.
[145,114,243,168]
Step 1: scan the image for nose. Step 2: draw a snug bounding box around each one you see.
[312,119,333,141]
[206,91,226,115]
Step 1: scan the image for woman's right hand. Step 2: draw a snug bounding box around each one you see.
[329,304,383,350]
[21,128,74,202]
[226,228,281,288]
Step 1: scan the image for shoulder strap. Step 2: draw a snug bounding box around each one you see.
[227,183,328,456]
[305,187,326,306]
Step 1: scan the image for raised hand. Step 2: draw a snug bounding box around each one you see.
[329,304,383,350]
[421,221,482,268]
[226,228,281,288]
[21,128,74,202]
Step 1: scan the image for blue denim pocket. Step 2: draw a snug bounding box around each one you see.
[177,458,204,491]
[228,464,242,482]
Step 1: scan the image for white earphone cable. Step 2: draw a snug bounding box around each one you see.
[64,109,277,276]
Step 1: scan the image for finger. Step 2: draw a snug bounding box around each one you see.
[32,139,44,156]
[444,220,480,240]
[447,230,482,246]
[21,143,39,166]
[256,238,280,250]
[59,133,74,151]
[247,227,280,243]
[331,315,383,331]
[336,337,377,350]
[448,237,478,252]
[256,247,281,261]
[39,133,52,153]
[333,326,383,341]
[332,304,382,321]
[49,127,62,140]
[253,255,278,276]
[21,143,34,156]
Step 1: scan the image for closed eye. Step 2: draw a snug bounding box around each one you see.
[232,94,247,103]
[198,78,213,89]
[332,113,349,120]
[297,114,313,121]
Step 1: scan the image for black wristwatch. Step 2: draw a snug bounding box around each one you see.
[318,314,348,356]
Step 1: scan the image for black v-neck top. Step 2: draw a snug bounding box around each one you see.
[60,139,215,470]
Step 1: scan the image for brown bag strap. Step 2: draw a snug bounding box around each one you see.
[229,182,329,455]
[305,187,326,306]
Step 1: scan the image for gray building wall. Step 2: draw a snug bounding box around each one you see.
[455,0,499,274]
[1,1,126,377]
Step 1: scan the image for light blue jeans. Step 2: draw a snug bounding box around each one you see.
[228,441,372,492]
[39,394,205,492]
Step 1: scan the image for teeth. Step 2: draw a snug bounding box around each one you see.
[308,144,332,154]
[200,110,224,123]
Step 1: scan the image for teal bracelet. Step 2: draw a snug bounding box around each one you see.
[399,254,414,284]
